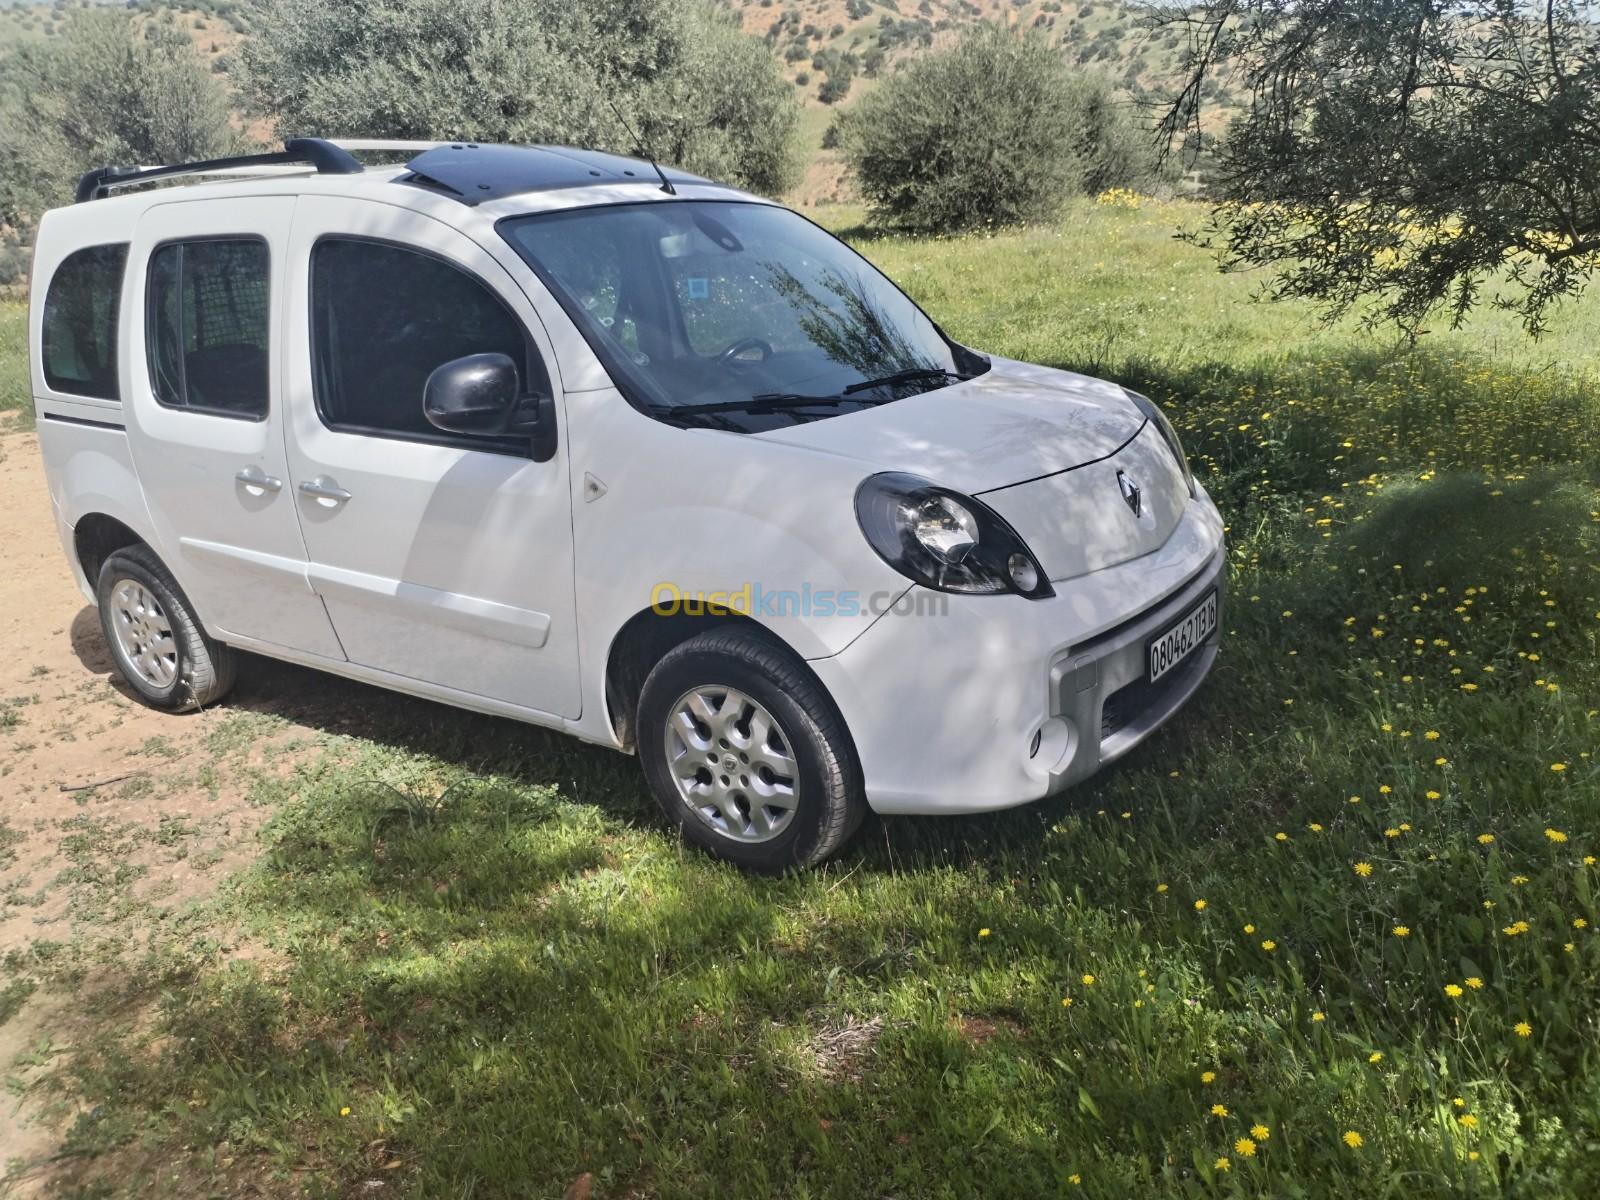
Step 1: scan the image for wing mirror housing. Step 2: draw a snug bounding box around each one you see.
[423,352,558,463]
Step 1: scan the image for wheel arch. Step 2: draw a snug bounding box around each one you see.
[73,513,148,588]
[603,606,822,752]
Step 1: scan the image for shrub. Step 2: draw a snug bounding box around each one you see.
[840,23,1156,232]
[242,0,800,196]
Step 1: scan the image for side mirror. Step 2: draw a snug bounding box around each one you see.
[424,353,520,435]
[423,353,559,463]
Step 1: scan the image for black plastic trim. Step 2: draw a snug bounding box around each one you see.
[40,412,125,431]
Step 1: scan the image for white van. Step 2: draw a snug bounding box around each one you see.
[30,139,1224,870]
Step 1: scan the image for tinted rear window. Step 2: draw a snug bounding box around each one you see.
[41,243,128,399]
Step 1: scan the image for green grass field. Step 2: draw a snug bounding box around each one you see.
[4,198,1600,1197]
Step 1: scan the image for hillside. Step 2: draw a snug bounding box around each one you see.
[0,0,1217,206]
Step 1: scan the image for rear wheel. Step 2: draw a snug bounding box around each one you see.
[96,545,236,711]
[637,628,865,871]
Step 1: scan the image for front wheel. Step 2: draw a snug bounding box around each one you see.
[96,545,237,711]
[636,628,866,871]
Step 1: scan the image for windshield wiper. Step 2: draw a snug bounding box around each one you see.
[841,367,970,395]
[667,392,856,417]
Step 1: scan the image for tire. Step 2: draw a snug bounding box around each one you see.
[96,545,237,712]
[636,628,866,872]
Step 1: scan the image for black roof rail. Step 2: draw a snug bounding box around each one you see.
[74,137,363,203]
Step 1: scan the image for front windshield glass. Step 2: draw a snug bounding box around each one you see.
[499,201,984,428]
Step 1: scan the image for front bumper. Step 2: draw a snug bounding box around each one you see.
[809,489,1225,815]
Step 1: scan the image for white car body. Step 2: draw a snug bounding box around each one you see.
[30,140,1224,843]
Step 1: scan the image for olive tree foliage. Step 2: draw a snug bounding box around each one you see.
[0,9,239,279]
[240,0,800,196]
[1156,0,1600,334]
[839,24,1159,233]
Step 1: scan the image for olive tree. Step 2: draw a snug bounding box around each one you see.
[0,8,239,266]
[1157,0,1600,334]
[839,24,1158,233]
[241,0,800,196]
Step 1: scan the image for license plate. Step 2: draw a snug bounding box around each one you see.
[1147,589,1218,683]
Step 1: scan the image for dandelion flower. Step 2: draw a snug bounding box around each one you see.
[1234,1137,1257,1157]
[1157,883,1169,893]
[1214,1157,1231,1172]
[1194,899,1208,912]
[1368,1051,1383,1064]
[1575,918,1588,929]
[978,928,991,938]
[1068,1174,1081,1186]
[1343,1130,1364,1149]
[1426,790,1442,800]
[1354,862,1374,877]
[1551,763,1568,773]
[1211,1103,1229,1117]
[1458,1114,1478,1128]
[1425,730,1441,741]
[1311,1011,1326,1022]
[1082,973,1095,986]
[1514,1021,1532,1038]
[1546,828,1569,843]
[1251,1124,1270,1140]
[1262,939,1277,952]
[1201,1071,1216,1085]
[1477,834,1495,845]
[1465,977,1483,989]
[1393,925,1411,938]
[340,1106,352,1117]
[1445,983,1464,998]
[1062,997,1074,1007]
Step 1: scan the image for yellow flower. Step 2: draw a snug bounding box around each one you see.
[1545,828,1569,843]
[1368,1051,1383,1064]
[1458,1114,1478,1128]
[1343,1130,1364,1149]
[1243,923,1256,934]
[340,1106,352,1117]
[1234,1137,1257,1157]
[1452,1097,1465,1108]
[1477,833,1495,845]
[1551,762,1567,773]
[1215,1156,1231,1172]
[1082,973,1096,986]
[1384,828,1401,838]
[1061,997,1074,1007]
[1309,822,1324,832]
[1194,899,1208,912]
[1354,862,1374,878]
[1445,984,1464,998]
[1201,1071,1216,1085]
[978,928,991,938]
[1469,1151,1481,1162]
[1275,831,1288,841]
[1211,1103,1229,1117]
[1465,977,1483,989]
[1157,883,1169,893]
[1514,1021,1532,1038]
[1393,925,1411,938]
[1068,1174,1081,1186]
[1311,1011,1326,1022]
[1575,918,1588,929]
[1261,939,1277,952]
[1251,1124,1270,1140]
[1425,730,1441,741]
[1426,790,1441,800]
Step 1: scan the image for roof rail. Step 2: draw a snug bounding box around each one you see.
[74,137,363,203]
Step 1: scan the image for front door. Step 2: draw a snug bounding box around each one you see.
[124,197,343,658]
[281,197,581,718]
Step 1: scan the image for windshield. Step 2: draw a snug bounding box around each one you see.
[498,201,985,429]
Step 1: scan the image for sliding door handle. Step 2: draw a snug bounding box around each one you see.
[234,465,283,493]
[298,476,352,504]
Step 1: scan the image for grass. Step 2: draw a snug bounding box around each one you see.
[3,197,1600,1197]
[0,301,29,431]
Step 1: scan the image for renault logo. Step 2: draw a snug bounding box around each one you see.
[1117,470,1142,518]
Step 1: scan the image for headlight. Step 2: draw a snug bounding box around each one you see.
[1125,389,1195,497]
[855,473,1053,598]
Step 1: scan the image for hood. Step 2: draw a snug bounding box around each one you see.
[751,357,1145,493]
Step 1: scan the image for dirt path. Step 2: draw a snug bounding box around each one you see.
[0,425,306,1190]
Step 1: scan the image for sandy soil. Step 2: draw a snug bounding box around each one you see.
[0,425,303,1191]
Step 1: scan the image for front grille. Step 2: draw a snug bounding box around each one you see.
[1101,649,1207,740]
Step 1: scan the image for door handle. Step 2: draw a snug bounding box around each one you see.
[298,476,352,504]
[234,465,283,494]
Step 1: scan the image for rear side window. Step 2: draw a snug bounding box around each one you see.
[146,239,270,420]
[310,237,548,448]
[41,243,128,399]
